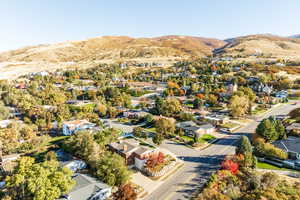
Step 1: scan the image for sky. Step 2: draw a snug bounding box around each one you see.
[1,0,300,52]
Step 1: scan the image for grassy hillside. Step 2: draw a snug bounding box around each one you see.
[0,35,226,79]
[0,35,226,63]
[215,34,300,60]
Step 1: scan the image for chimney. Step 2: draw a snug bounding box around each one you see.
[123,144,127,151]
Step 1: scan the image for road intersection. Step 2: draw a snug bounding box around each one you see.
[144,101,300,200]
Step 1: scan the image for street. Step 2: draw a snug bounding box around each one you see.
[144,101,300,200]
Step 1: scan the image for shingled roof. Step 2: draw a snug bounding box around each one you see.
[272,136,300,154]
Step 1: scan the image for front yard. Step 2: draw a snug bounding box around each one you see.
[178,134,216,145]
[252,106,268,115]
[257,161,299,172]
[221,122,240,129]
[145,127,157,133]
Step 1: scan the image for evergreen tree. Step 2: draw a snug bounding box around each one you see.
[256,118,278,142]
[236,136,256,168]
[152,133,164,145]
[236,136,252,155]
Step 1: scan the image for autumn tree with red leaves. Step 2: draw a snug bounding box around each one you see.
[145,152,165,169]
[221,159,239,174]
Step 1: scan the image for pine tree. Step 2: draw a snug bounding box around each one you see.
[256,119,278,142]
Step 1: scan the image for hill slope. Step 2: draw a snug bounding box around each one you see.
[0,36,226,63]
[0,35,226,79]
[215,34,300,60]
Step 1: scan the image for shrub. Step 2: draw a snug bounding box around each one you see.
[113,184,137,200]
[254,138,288,160]
[146,152,165,170]
[221,159,239,174]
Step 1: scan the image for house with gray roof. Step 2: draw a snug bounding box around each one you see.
[273,136,300,160]
[59,173,111,200]
[286,123,300,134]
[62,120,96,136]
[56,150,87,172]
[176,121,215,138]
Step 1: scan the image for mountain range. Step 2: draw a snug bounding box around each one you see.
[0,34,300,79]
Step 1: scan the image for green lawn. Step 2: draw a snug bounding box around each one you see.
[180,134,216,144]
[221,122,239,129]
[252,107,268,115]
[257,161,283,170]
[184,103,194,108]
[257,161,298,172]
[47,136,69,146]
[117,118,131,124]
[145,127,157,133]
[289,96,300,100]
[210,106,224,111]
[198,134,216,143]
[181,135,194,142]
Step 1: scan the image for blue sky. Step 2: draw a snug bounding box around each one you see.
[1,0,300,52]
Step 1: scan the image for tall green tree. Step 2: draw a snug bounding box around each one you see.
[155,97,182,117]
[63,130,102,162]
[256,118,281,142]
[152,132,164,145]
[155,118,175,137]
[93,152,131,186]
[236,136,256,168]
[5,157,75,200]
[270,117,286,139]
[0,102,9,120]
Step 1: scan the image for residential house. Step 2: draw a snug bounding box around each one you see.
[62,120,96,136]
[123,110,149,119]
[176,121,215,138]
[273,136,300,160]
[220,82,238,97]
[6,106,21,118]
[109,139,159,170]
[0,153,21,173]
[0,120,13,128]
[77,85,98,92]
[15,83,27,89]
[258,83,273,95]
[275,90,288,99]
[0,120,23,129]
[286,123,300,134]
[202,114,230,125]
[226,83,238,94]
[275,115,289,121]
[247,76,260,83]
[127,82,154,90]
[56,150,87,172]
[153,116,176,124]
[59,173,111,200]
[66,100,93,106]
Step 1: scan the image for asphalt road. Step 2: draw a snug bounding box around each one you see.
[144,101,300,200]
